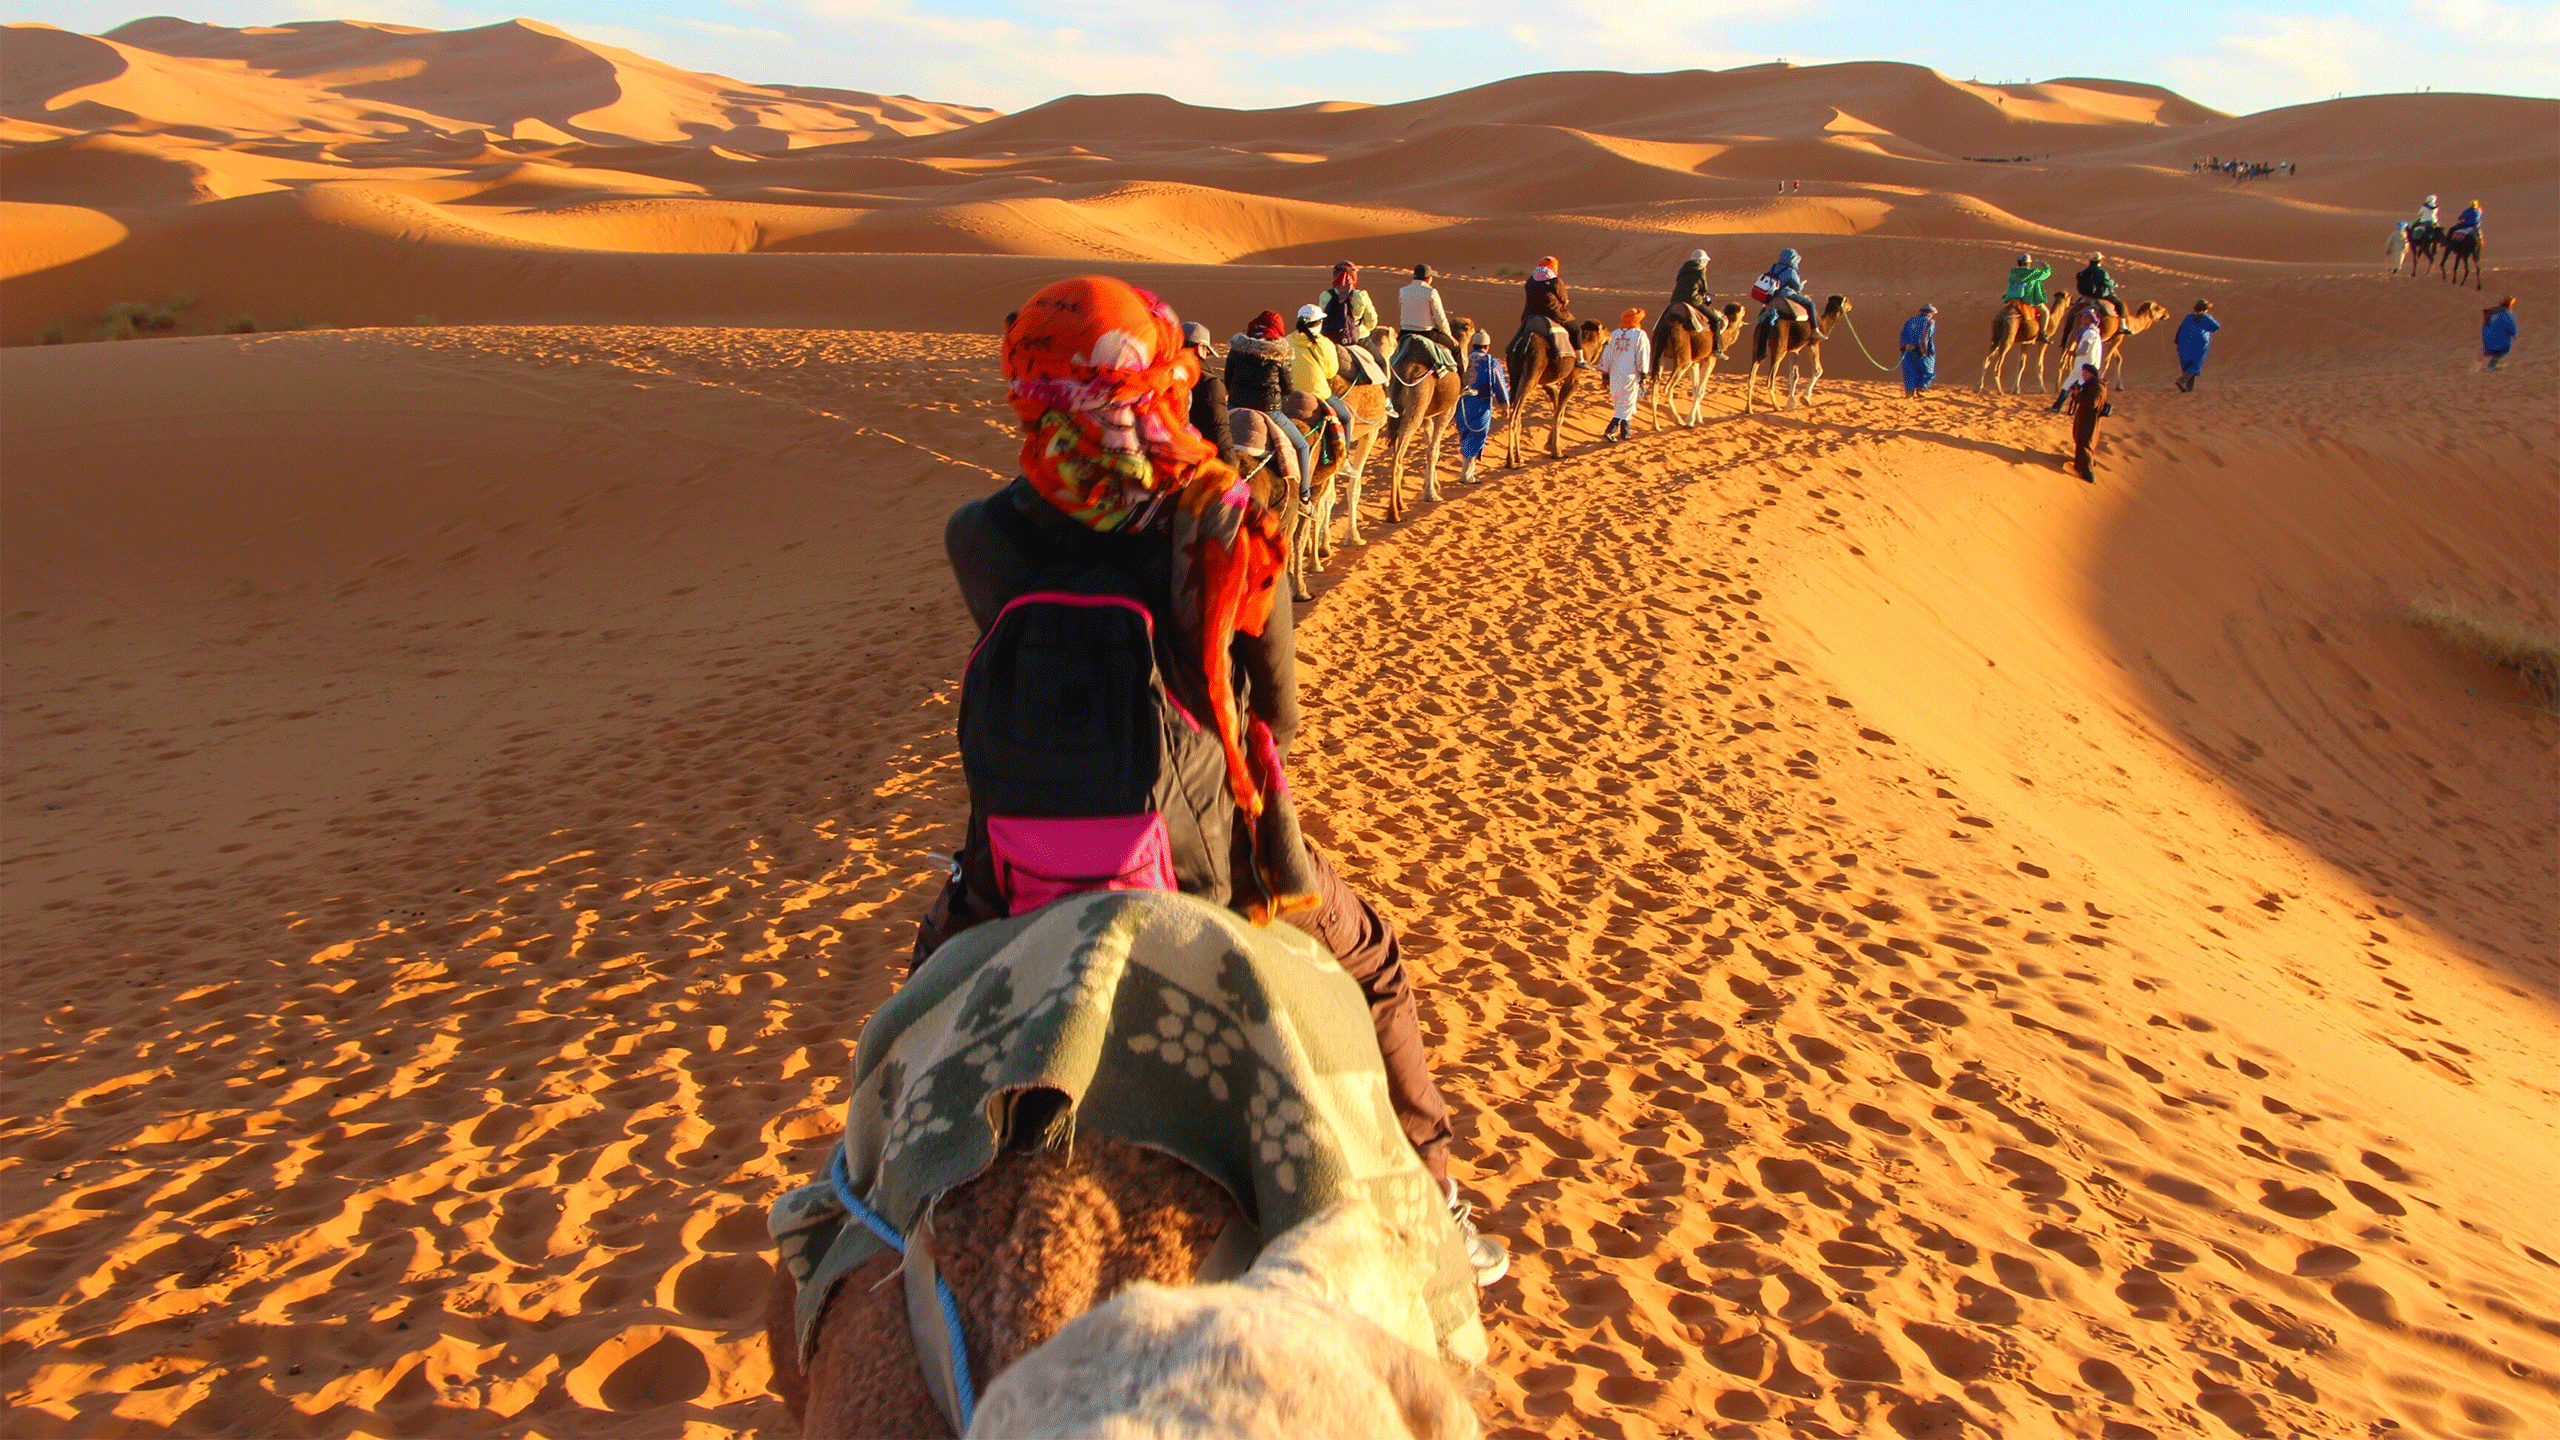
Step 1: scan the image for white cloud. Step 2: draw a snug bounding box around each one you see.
[2166,12,2393,109]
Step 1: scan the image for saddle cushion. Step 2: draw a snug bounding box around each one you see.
[1393,334,1454,373]
[771,890,1483,1366]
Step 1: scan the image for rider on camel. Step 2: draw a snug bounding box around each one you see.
[1667,249,1713,328]
[2453,200,2483,239]
[1397,263,1460,374]
[2416,195,2440,229]
[1758,248,1809,323]
[1517,255,1575,353]
[2075,252,2121,322]
[2004,252,2053,310]
[1316,261,1379,346]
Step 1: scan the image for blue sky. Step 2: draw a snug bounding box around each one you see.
[17,0,2559,115]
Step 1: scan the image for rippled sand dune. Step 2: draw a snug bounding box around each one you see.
[4,18,2556,1440]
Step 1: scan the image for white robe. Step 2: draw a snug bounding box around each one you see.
[1602,327,1651,419]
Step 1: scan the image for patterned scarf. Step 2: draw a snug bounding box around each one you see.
[1003,276,1289,838]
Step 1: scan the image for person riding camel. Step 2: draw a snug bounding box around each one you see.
[1397,263,1460,374]
[1290,304,1344,401]
[1225,309,1291,416]
[1756,248,1809,323]
[2416,195,2440,229]
[1520,255,1573,327]
[2075,252,2121,322]
[2004,252,2053,310]
[931,276,1506,1284]
[1181,321,1233,466]
[2452,200,2483,240]
[1666,248,1713,328]
[1316,261,1379,349]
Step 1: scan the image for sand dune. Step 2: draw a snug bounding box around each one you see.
[6,17,2554,348]
[3,18,2558,1440]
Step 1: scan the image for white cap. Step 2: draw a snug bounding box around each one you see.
[1690,249,1708,264]
[1296,303,1323,323]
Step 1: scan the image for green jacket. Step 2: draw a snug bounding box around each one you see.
[2003,263,2052,305]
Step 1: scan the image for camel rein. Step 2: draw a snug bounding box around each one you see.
[830,1144,979,1433]
[1834,315,1901,372]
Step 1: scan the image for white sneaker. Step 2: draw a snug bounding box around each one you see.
[1446,1179,1509,1286]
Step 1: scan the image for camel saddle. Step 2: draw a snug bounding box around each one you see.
[1665,301,1707,333]
[1759,297,1813,326]
[1390,332,1456,375]
[1514,314,1574,364]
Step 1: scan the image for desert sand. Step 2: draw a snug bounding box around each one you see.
[3,17,2556,1440]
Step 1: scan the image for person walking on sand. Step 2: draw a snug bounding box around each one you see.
[2065,362,2109,482]
[1899,303,1938,395]
[1454,329,1510,484]
[2173,300,2219,392]
[929,275,1506,1285]
[1600,308,1651,442]
[2388,220,2411,274]
[2482,296,2518,370]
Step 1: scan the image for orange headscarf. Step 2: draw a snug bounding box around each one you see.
[1002,276,1287,825]
[1619,307,1645,329]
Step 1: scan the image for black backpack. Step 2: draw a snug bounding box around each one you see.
[957,566,1237,917]
[1321,288,1362,347]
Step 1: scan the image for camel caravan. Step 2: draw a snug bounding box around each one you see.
[755,246,2209,1436]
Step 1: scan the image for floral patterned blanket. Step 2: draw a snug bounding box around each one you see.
[768,889,1479,1360]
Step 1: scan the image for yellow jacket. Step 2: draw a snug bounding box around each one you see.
[1289,330,1341,398]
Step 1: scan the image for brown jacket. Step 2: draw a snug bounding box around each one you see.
[1522,275,1574,325]
[2068,376,2109,430]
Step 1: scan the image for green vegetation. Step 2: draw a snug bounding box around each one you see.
[92,290,198,341]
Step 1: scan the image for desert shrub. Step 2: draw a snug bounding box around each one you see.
[412,314,440,327]
[33,319,65,345]
[92,290,198,341]
[2407,598,2559,708]
[222,316,257,334]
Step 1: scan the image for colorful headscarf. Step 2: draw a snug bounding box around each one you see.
[1332,260,1357,284]
[1003,276,1291,845]
[1247,309,1285,340]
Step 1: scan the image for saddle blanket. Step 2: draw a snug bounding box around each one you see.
[769,889,1481,1362]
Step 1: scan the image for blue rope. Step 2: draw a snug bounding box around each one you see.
[829,1145,977,1432]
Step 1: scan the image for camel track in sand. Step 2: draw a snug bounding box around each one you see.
[2,328,2553,1440]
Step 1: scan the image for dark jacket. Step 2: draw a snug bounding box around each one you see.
[2075,261,2117,300]
[2068,375,2110,430]
[1224,333,1290,416]
[1522,276,1574,325]
[925,478,1302,955]
[1189,372,1234,466]
[1668,259,1712,314]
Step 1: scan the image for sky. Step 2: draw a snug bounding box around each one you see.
[14,0,2559,116]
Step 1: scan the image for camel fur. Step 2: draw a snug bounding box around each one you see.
[1503,318,1604,465]
[1744,295,1850,414]
[768,1136,1233,1439]
[965,1196,1483,1439]
[2058,299,2172,383]
[1364,318,1476,536]
[1648,302,1745,430]
[1977,297,2062,394]
[1302,374,1388,587]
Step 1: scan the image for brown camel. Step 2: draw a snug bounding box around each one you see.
[1977,296,2063,394]
[1647,302,1745,429]
[1503,318,1604,465]
[2443,228,2485,289]
[767,1138,1234,1439]
[2059,299,2172,383]
[1743,295,1850,414]
[1362,319,1476,533]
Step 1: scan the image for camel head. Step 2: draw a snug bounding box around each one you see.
[2127,301,2171,331]
[1817,294,1850,331]
[1452,316,1476,351]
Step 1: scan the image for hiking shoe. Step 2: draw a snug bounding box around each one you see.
[1446,1180,1510,1286]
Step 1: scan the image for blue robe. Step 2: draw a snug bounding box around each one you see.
[2175,313,2221,373]
[1456,350,1511,459]
[1898,314,1936,392]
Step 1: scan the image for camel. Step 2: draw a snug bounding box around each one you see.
[2406,221,2444,277]
[1362,319,1476,534]
[1647,302,1745,429]
[2058,298,2173,383]
[1743,295,1850,414]
[1977,296,2063,394]
[1503,318,1605,465]
[2443,228,2485,290]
